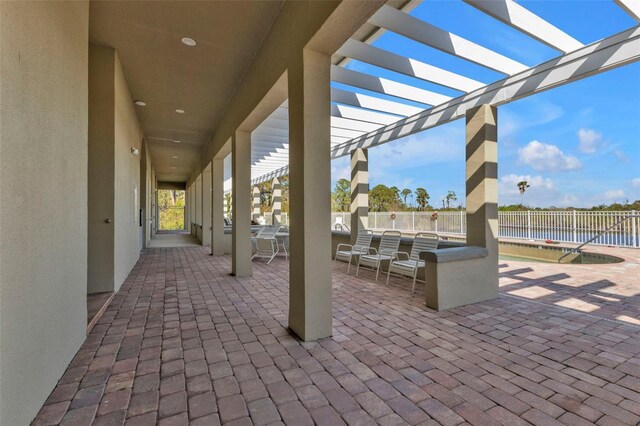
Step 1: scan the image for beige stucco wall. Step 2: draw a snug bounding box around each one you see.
[88,46,141,293]
[113,54,142,289]
[88,46,116,293]
[0,2,89,424]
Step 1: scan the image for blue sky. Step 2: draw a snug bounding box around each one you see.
[330,1,640,208]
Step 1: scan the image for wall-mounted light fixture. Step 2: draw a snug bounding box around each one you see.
[131,147,140,156]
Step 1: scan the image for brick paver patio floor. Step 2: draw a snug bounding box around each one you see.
[33,246,640,425]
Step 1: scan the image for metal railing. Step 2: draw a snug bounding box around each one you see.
[329,210,639,248]
[558,215,640,262]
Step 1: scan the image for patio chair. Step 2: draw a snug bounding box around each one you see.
[252,225,281,264]
[386,232,439,294]
[334,229,374,273]
[356,230,402,282]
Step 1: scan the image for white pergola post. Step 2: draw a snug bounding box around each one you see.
[350,148,368,243]
[465,104,499,289]
[288,48,332,341]
[271,177,282,225]
[252,186,261,221]
[211,158,225,256]
[203,166,211,246]
[232,131,252,276]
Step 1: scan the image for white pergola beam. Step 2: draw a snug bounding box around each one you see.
[331,116,381,132]
[337,39,484,93]
[331,26,640,158]
[464,0,583,53]
[615,0,640,21]
[331,87,422,117]
[331,104,401,125]
[331,127,365,139]
[369,5,528,75]
[331,65,451,106]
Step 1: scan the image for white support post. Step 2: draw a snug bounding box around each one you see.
[632,210,637,248]
[232,130,252,277]
[572,210,577,243]
[288,48,332,341]
[211,158,225,256]
[527,210,532,240]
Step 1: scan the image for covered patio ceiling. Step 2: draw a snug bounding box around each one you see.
[249,0,640,184]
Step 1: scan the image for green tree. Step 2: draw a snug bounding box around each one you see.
[258,181,273,214]
[401,188,412,207]
[415,187,430,211]
[445,190,457,209]
[332,178,351,212]
[370,184,400,212]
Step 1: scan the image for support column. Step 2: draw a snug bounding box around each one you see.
[232,130,252,277]
[272,177,282,225]
[465,104,498,287]
[252,186,261,221]
[350,148,368,243]
[211,158,225,256]
[288,48,332,341]
[203,166,212,246]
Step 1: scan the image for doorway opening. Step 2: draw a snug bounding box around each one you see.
[158,189,186,233]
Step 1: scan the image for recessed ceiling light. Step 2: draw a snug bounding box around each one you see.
[175,109,185,114]
[181,37,197,47]
[172,156,179,159]
[134,100,146,106]
[173,140,181,143]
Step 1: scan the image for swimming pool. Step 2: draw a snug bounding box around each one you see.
[499,241,624,264]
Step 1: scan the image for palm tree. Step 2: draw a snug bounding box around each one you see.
[415,188,429,211]
[517,181,530,206]
[445,190,457,209]
[401,188,412,207]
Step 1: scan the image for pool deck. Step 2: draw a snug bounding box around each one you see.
[32,242,639,425]
[499,241,640,326]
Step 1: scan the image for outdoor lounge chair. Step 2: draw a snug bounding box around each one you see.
[386,232,439,294]
[334,229,374,273]
[252,225,281,264]
[356,230,402,282]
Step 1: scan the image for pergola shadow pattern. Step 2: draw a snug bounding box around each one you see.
[33,247,640,425]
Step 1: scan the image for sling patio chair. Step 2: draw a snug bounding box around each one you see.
[334,229,374,273]
[252,225,282,264]
[355,230,402,282]
[386,232,439,294]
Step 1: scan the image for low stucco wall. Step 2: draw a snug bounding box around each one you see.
[0,2,89,424]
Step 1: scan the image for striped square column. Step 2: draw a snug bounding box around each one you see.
[350,148,369,243]
[465,104,499,291]
[272,177,282,225]
[252,186,261,221]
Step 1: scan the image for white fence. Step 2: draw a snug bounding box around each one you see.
[329,210,639,248]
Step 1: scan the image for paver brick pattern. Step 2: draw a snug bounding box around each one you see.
[33,246,640,425]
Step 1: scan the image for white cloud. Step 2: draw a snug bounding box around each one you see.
[614,150,629,162]
[498,174,580,207]
[631,177,640,188]
[500,174,556,196]
[499,99,564,138]
[604,189,625,200]
[578,128,602,154]
[518,140,581,172]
